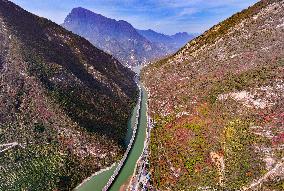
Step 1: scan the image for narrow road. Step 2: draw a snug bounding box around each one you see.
[76,72,149,191]
[0,142,22,153]
[107,83,148,191]
[102,82,142,191]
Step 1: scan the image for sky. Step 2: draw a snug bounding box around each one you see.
[10,0,259,35]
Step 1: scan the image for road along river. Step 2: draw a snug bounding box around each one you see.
[75,79,148,191]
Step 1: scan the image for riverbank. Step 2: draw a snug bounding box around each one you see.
[102,84,142,190]
[74,163,117,190]
[74,67,149,191]
[75,78,148,191]
[107,85,148,191]
[75,79,141,191]
[128,86,153,191]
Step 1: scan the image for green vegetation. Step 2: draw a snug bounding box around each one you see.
[144,59,283,190]
[222,119,265,189]
[263,179,284,190]
[184,123,202,133]
[143,0,276,70]
[0,1,138,190]
[0,144,105,191]
[0,145,63,191]
[142,0,284,189]
[208,64,281,104]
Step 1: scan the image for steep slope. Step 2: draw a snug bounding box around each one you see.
[137,29,195,52]
[62,7,166,67]
[0,0,137,190]
[142,0,284,190]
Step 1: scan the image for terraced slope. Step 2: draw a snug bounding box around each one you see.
[0,0,137,190]
[142,0,284,190]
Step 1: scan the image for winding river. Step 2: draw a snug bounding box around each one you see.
[75,68,148,191]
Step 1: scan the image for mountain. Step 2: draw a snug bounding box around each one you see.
[137,29,194,50]
[62,7,195,67]
[142,0,284,190]
[137,29,174,44]
[0,0,137,190]
[62,7,167,67]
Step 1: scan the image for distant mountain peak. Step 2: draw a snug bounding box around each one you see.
[137,29,195,49]
[72,6,87,11]
[69,7,98,16]
[62,7,167,66]
[65,7,120,26]
[64,7,133,29]
[146,29,156,32]
[174,32,188,35]
[70,7,102,16]
[63,7,196,67]
[117,19,133,27]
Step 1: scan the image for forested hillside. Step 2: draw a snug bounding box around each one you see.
[0,0,137,190]
[142,0,284,190]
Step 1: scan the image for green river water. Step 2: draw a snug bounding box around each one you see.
[76,82,148,191]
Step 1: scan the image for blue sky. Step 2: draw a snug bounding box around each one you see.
[10,0,259,35]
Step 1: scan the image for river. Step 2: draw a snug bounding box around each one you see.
[75,68,148,191]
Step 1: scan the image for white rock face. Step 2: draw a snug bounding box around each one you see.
[218,80,284,109]
[218,90,268,109]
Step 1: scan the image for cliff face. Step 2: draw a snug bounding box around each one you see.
[62,7,165,67]
[142,0,284,190]
[62,7,194,67]
[0,0,137,190]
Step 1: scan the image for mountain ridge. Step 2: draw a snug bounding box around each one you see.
[142,0,284,190]
[0,0,137,190]
[136,29,194,50]
[62,7,194,67]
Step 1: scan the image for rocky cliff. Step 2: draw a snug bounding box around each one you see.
[62,7,195,67]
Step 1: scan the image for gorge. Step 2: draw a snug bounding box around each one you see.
[1,0,284,191]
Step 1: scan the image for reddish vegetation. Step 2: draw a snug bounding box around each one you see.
[142,0,284,190]
[174,128,192,144]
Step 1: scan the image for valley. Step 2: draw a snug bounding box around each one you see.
[1,0,284,190]
[62,7,194,67]
[76,68,150,191]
